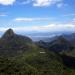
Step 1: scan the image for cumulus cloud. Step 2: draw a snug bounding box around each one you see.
[0,0,16,5]
[1,23,74,32]
[0,27,9,32]
[14,18,33,22]
[14,17,51,22]
[33,0,62,7]
[0,23,75,32]
[19,0,62,7]
[28,23,75,31]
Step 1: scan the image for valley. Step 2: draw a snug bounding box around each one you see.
[0,29,75,75]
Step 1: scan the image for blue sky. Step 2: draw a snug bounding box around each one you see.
[0,0,75,33]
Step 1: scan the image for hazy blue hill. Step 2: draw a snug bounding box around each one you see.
[37,35,74,52]
[38,32,75,47]
[63,33,75,45]
[48,36,74,52]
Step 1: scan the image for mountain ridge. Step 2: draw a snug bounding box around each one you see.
[0,29,34,56]
[0,29,75,75]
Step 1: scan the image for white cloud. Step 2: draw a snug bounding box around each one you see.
[14,18,33,22]
[16,0,64,7]
[0,0,16,5]
[33,0,62,7]
[1,23,74,32]
[29,24,75,31]
[14,17,51,22]
[0,27,9,32]
[0,23,75,33]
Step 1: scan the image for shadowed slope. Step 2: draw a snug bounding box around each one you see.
[0,29,33,56]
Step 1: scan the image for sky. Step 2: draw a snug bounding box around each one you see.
[0,0,75,33]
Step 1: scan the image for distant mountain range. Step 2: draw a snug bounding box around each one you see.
[0,28,75,54]
[37,33,75,52]
[10,30,74,41]
[27,31,75,41]
[0,29,75,75]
